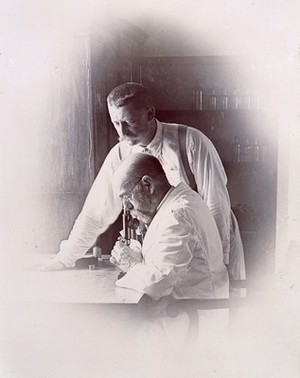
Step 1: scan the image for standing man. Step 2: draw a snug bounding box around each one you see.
[44,82,245,280]
[109,153,229,299]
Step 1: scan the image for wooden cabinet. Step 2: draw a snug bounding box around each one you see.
[90,20,147,174]
[42,20,147,255]
[88,21,147,252]
[140,56,277,279]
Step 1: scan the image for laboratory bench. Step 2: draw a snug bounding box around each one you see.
[18,253,143,306]
[3,253,146,347]
[3,252,282,349]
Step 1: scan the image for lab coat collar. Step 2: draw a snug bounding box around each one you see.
[155,182,188,214]
[156,186,175,212]
[147,183,188,233]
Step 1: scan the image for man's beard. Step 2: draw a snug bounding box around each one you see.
[132,209,154,226]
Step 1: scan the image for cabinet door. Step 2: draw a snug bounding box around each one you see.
[140,56,277,278]
[90,23,147,254]
[155,107,277,279]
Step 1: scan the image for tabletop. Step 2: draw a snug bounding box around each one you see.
[15,253,143,305]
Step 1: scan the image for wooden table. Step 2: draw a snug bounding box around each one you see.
[2,254,147,373]
[19,253,143,305]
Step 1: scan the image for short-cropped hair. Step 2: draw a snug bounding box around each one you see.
[107,82,153,109]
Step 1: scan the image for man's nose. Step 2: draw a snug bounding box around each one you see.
[119,122,128,136]
[123,199,133,210]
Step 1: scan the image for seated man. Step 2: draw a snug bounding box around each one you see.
[110,153,229,300]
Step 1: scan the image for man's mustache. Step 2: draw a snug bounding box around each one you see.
[118,135,132,142]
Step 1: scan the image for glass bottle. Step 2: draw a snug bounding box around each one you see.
[260,139,268,162]
[209,89,217,110]
[252,138,260,162]
[192,87,203,110]
[229,89,239,110]
[232,136,241,162]
[192,86,198,110]
[239,90,251,110]
[242,138,251,162]
[217,88,228,110]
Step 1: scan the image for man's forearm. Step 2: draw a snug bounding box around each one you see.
[54,213,109,267]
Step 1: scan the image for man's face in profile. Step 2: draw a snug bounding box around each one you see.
[119,178,155,225]
[108,102,152,146]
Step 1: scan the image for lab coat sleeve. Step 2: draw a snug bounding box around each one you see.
[187,128,231,264]
[54,146,123,267]
[116,208,197,300]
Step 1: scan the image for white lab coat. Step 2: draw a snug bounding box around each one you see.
[55,121,245,279]
[116,183,229,300]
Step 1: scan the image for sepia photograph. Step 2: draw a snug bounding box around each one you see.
[1,1,299,377]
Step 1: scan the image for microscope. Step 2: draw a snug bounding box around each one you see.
[120,208,140,245]
[75,207,143,270]
[117,207,143,278]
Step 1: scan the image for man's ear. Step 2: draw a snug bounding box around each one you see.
[141,175,154,194]
[146,106,155,121]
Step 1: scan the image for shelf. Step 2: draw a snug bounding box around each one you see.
[223,162,268,178]
[155,109,264,136]
[223,161,266,168]
[240,230,258,235]
[140,55,277,276]
[156,109,262,120]
[156,109,261,114]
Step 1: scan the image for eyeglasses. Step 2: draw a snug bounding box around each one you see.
[120,178,142,202]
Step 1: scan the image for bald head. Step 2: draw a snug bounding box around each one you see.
[115,153,166,191]
[113,153,171,224]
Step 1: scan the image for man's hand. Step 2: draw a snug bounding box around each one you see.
[38,261,65,271]
[110,239,142,272]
